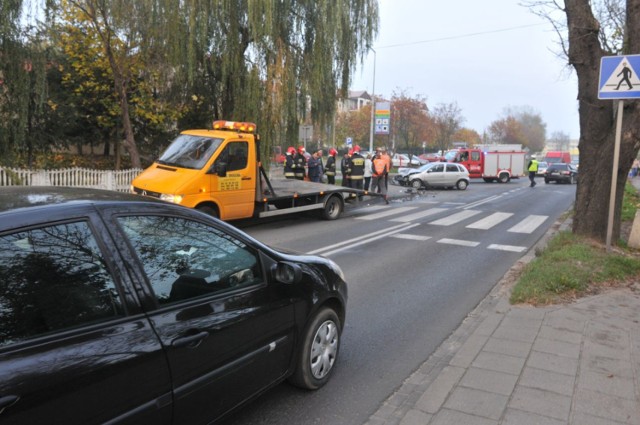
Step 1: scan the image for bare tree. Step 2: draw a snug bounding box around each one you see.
[432,102,465,154]
[524,0,640,243]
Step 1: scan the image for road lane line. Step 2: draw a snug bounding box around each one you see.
[429,209,482,226]
[508,215,548,234]
[466,212,514,230]
[488,244,527,252]
[461,195,501,209]
[390,207,449,222]
[391,234,432,241]
[314,223,421,256]
[355,206,418,220]
[306,222,410,255]
[437,238,480,247]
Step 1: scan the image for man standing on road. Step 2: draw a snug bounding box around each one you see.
[325,148,337,184]
[528,157,539,187]
[349,145,365,190]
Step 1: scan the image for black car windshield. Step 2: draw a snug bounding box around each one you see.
[157,135,223,170]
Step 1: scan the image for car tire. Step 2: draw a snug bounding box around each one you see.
[322,196,343,220]
[196,205,219,219]
[289,307,341,390]
[456,180,468,190]
[411,179,423,190]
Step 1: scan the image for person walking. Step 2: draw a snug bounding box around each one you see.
[325,148,338,184]
[371,151,390,204]
[349,145,365,190]
[294,146,306,180]
[364,154,373,191]
[528,157,539,187]
[283,146,296,179]
[307,151,322,183]
[380,147,393,190]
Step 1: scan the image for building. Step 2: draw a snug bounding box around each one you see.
[337,90,372,113]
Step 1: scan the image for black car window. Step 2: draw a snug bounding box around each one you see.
[0,221,124,348]
[431,164,444,172]
[118,216,262,304]
[446,164,458,172]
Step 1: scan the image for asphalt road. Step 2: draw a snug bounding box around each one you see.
[223,178,576,425]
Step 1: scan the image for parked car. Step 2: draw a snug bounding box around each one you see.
[393,163,434,186]
[0,187,347,424]
[406,162,470,190]
[544,163,578,184]
[536,161,549,177]
[419,153,444,163]
[391,153,422,167]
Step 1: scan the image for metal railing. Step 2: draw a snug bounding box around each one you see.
[0,167,143,192]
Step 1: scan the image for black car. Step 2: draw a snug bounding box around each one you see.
[544,163,578,184]
[0,187,347,424]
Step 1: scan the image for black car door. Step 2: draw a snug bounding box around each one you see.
[0,206,172,425]
[112,212,296,424]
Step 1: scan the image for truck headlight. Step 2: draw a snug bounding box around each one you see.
[160,194,183,204]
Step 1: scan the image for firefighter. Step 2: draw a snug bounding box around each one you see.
[341,150,352,187]
[349,145,365,190]
[294,146,306,180]
[283,146,296,179]
[325,148,338,184]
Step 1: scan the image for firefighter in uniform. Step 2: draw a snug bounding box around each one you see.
[349,145,365,190]
[325,148,337,184]
[294,146,306,180]
[341,150,352,187]
[283,146,296,179]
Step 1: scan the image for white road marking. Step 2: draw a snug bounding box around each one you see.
[310,223,421,256]
[355,206,418,220]
[437,238,480,247]
[391,234,432,241]
[390,207,449,223]
[487,244,527,252]
[466,212,514,230]
[429,209,482,226]
[508,215,548,234]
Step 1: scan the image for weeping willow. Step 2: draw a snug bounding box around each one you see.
[3,0,378,166]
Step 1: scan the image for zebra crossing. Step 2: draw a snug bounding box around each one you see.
[352,202,549,253]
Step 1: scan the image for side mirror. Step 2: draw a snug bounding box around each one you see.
[271,261,302,284]
[210,161,227,177]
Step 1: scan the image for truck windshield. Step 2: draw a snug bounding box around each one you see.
[157,135,223,170]
[444,151,458,161]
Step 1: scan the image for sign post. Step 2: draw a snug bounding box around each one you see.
[598,54,640,250]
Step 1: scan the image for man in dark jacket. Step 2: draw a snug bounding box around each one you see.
[349,145,365,190]
[325,148,337,184]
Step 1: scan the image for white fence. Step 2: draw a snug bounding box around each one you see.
[0,167,143,192]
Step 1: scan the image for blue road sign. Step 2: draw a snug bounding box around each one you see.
[599,54,640,99]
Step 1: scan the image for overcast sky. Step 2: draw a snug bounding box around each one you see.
[350,0,580,140]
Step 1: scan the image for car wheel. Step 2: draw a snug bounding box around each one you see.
[456,180,468,190]
[289,307,341,390]
[411,179,423,189]
[196,205,219,219]
[322,196,343,220]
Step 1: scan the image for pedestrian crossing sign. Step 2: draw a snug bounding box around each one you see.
[598,54,640,99]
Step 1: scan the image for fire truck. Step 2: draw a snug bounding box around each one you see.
[444,144,527,183]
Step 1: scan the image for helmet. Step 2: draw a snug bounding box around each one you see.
[329,148,337,156]
[353,145,361,153]
[298,146,305,154]
[348,149,354,155]
[287,146,296,154]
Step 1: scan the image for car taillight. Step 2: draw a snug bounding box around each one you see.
[562,171,570,175]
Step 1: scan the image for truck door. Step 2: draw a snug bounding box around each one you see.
[209,141,256,220]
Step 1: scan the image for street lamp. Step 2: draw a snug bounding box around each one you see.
[368,47,376,153]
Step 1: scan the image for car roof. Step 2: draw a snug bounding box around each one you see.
[0,187,163,214]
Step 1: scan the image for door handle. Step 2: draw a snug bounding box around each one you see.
[172,331,209,348]
[241,177,252,180]
[0,395,19,415]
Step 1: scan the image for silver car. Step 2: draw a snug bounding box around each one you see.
[408,162,470,190]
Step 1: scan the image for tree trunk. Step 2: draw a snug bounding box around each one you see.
[566,0,640,243]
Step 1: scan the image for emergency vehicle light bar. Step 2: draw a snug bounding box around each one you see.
[212,120,257,133]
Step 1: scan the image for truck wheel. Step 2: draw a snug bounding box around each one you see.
[456,180,468,190]
[498,173,510,183]
[322,196,343,220]
[197,205,219,219]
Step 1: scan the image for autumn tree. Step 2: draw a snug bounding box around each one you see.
[453,128,482,145]
[526,0,640,243]
[390,90,432,157]
[547,130,571,151]
[487,116,526,145]
[488,107,546,151]
[432,102,465,154]
[335,105,372,149]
